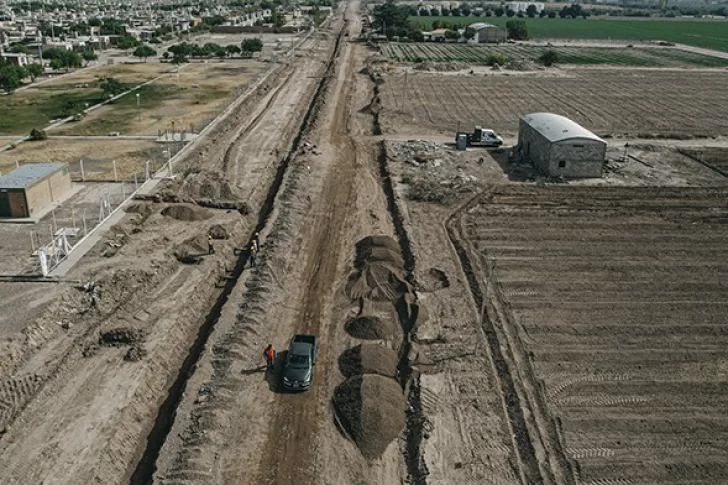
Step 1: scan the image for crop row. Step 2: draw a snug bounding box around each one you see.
[382,43,728,68]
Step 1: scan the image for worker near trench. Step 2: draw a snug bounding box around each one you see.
[263,344,276,372]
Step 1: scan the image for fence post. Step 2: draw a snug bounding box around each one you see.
[80,159,85,181]
[113,160,118,182]
[82,210,87,235]
[134,173,138,191]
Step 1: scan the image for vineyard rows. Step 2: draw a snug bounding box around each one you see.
[382,43,728,68]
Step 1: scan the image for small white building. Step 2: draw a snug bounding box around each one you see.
[465,22,506,44]
[0,51,31,66]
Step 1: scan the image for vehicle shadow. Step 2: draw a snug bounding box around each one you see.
[266,350,292,394]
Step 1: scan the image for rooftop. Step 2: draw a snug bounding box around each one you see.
[0,162,66,189]
[469,22,500,30]
[521,113,604,143]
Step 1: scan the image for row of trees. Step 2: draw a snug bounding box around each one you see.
[164,38,263,63]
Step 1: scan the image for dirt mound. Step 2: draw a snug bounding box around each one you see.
[180,170,237,201]
[413,61,469,72]
[173,234,209,264]
[505,59,542,71]
[99,327,146,347]
[339,343,398,378]
[345,315,396,340]
[356,235,400,254]
[347,235,411,301]
[124,202,155,218]
[208,224,229,240]
[419,267,450,292]
[333,375,405,459]
[161,204,211,221]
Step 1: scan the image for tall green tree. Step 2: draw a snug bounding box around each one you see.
[99,76,125,96]
[241,38,263,55]
[25,63,44,81]
[372,0,410,38]
[133,45,157,62]
[0,65,27,92]
[506,19,528,40]
[82,49,98,66]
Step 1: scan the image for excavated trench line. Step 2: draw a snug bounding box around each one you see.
[128,24,348,485]
[445,205,544,484]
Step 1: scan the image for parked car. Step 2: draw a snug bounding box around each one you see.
[282,334,318,390]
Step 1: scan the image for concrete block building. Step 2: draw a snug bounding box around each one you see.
[517,113,606,178]
[0,163,72,218]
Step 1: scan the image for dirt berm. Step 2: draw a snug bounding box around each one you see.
[161,204,211,221]
[346,235,411,301]
[333,374,406,459]
[339,343,398,378]
[345,315,396,340]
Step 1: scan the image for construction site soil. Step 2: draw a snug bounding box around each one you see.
[2,3,728,485]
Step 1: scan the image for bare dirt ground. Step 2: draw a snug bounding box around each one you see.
[0,139,166,180]
[378,69,728,139]
[0,14,333,485]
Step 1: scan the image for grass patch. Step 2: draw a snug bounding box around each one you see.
[409,17,728,52]
[0,88,106,136]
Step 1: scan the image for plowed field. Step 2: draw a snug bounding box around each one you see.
[457,185,728,484]
[379,70,728,137]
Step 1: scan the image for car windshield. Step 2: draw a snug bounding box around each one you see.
[289,354,310,368]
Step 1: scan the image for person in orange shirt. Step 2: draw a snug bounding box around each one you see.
[263,344,276,372]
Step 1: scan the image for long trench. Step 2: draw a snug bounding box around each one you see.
[128,22,347,485]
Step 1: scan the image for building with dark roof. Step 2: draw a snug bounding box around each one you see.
[517,113,606,178]
[0,162,71,218]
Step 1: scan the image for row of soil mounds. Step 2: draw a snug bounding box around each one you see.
[334,235,408,460]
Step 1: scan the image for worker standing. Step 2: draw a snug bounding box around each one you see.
[263,344,276,372]
[208,234,215,255]
[250,242,258,268]
[253,231,261,252]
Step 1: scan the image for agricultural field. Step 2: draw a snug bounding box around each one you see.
[457,185,728,483]
[410,16,728,52]
[378,70,728,137]
[55,62,267,136]
[382,43,728,67]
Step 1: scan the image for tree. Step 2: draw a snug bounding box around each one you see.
[117,36,141,50]
[451,8,461,16]
[82,49,98,66]
[539,49,559,66]
[372,0,411,38]
[506,19,528,40]
[99,76,125,97]
[88,18,102,27]
[29,129,47,141]
[26,63,43,81]
[517,11,525,17]
[133,45,157,62]
[539,10,547,17]
[548,10,557,18]
[464,27,476,40]
[0,65,27,93]
[485,10,493,16]
[172,53,188,65]
[506,8,516,17]
[162,52,170,60]
[9,44,31,54]
[429,8,439,16]
[226,44,242,56]
[216,48,228,59]
[419,8,429,16]
[444,29,460,39]
[441,7,450,16]
[526,4,538,17]
[241,38,263,56]
[461,6,472,16]
[495,7,505,16]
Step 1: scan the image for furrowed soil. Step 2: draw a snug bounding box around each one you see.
[454,185,728,484]
[379,69,728,138]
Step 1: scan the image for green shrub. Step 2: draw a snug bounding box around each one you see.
[485,52,508,66]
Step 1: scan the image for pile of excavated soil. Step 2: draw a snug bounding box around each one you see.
[346,235,411,301]
[413,61,469,72]
[180,170,237,201]
[345,315,396,340]
[173,234,209,264]
[124,202,155,218]
[339,343,398,378]
[208,224,229,240]
[505,59,543,71]
[333,375,405,459]
[161,204,211,221]
[99,327,146,347]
